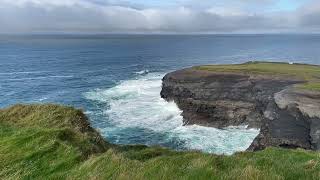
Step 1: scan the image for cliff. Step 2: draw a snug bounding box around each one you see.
[161,62,320,151]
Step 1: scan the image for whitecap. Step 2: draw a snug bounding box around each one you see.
[38,97,48,101]
[134,69,149,75]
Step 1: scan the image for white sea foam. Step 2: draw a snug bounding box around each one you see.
[135,69,149,75]
[38,97,48,101]
[85,72,259,155]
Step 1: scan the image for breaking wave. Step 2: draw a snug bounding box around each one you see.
[134,69,149,75]
[84,72,259,155]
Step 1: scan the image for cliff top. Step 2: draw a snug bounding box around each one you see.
[194,61,320,91]
[1,104,320,179]
[1,104,95,130]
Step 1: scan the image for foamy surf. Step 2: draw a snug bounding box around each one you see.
[134,69,149,75]
[85,72,259,155]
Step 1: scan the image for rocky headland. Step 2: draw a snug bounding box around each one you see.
[161,61,320,151]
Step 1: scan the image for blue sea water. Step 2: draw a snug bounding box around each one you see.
[1,34,320,154]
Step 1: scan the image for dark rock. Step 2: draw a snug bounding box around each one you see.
[161,67,320,151]
[248,102,311,151]
[310,118,320,149]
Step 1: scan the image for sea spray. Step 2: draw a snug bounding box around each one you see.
[85,72,259,155]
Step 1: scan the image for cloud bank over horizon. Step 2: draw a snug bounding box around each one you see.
[0,0,319,34]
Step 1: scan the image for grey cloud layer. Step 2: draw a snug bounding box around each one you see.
[0,0,319,33]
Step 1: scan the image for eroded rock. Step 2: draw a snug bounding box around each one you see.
[161,67,320,151]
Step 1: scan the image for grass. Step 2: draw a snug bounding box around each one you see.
[194,61,320,91]
[1,104,320,179]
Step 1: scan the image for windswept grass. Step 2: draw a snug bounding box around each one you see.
[195,61,320,91]
[1,104,320,179]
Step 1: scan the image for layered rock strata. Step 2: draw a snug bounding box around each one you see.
[160,66,320,150]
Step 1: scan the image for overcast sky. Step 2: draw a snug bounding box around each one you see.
[0,0,319,33]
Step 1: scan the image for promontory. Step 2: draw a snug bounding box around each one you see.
[161,61,320,151]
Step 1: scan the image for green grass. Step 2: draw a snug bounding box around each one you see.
[1,104,320,179]
[194,61,320,91]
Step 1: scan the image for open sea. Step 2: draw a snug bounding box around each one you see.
[1,34,320,154]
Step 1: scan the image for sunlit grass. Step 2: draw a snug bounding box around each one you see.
[1,104,320,179]
[195,61,320,91]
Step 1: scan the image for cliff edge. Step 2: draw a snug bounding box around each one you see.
[1,104,320,179]
[161,62,320,151]
[0,104,110,157]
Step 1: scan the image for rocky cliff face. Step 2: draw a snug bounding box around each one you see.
[160,67,320,151]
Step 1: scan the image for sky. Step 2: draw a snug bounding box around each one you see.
[0,0,319,34]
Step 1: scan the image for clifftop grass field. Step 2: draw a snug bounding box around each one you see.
[1,104,320,179]
[195,62,320,91]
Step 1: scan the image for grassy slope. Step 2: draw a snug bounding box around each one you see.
[1,104,320,179]
[195,61,320,91]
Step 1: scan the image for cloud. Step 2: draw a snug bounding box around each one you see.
[298,1,320,29]
[0,0,319,33]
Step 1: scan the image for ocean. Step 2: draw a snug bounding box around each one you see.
[1,34,319,154]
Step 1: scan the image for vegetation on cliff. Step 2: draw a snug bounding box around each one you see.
[1,104,320,179]
[195,61,320,91]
